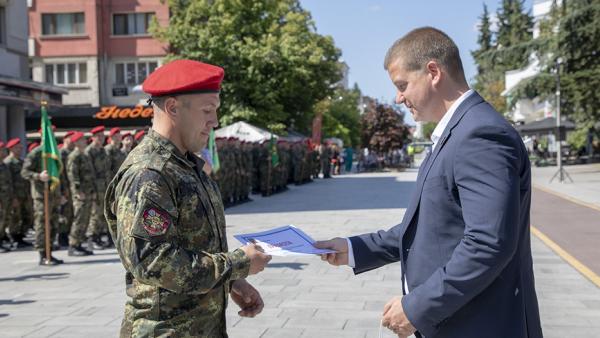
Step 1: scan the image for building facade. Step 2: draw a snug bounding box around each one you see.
[502,0,558,124]
[0,0,64,145]
[27,0,169,131]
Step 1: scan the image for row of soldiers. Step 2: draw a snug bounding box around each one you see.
[0,126,147,264]
[208,137,335,207]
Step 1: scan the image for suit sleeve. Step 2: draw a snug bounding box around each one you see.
[401,126,523,337]
[348,225,403,274]
[115,169,250,295]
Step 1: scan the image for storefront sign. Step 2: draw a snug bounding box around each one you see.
[94,105,154,120]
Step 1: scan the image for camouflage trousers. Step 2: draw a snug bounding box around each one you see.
[7,196,31,237]
[33,196,60,252]
[59,195,73,235]
[87,190,107,237]
[70,195,92,246]
[0,197,9,239]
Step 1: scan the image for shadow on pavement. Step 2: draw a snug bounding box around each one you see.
[226,175,415,214]
[0,272,69,282]
[63,258,121,265]
[266,262,308,270]
[0,299,36,305]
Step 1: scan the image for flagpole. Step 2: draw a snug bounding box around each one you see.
[41,101,52,263]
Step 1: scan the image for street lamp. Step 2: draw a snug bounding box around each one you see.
[550,57,573,183]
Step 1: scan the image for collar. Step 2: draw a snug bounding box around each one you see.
[431,89,474,150]
[146,129,205,169]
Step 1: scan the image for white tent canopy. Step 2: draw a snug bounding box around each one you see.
[215,121,277,143]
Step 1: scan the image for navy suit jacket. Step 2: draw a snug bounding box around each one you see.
[350,92,543,338]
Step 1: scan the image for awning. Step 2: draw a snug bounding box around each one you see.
[515,117,576,134]
[0,75,67,108]
[215,121,277,142]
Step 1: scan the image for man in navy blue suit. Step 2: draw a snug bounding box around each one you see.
[315,27,542,338]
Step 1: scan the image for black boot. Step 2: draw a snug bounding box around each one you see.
[68,245,93,256]
[13,234,33,248]
[58,233,69,248]
[39,251,64,266]
[104,234,114,248]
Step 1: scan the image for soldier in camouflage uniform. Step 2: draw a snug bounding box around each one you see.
[121,132,134,155]
[320,142,332,178]
[0,142,12,253]
[3,138,33,247]
[67,132,95,256]
[85,126,111,249]
[58,131,75,247]
[104,59,270,337]
[21,143,64,265]
[106,127,127,181]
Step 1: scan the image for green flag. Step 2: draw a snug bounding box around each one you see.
[40,104,61,191]
[269,132,279,167]
[208,130,220,173]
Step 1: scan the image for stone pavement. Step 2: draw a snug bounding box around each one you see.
[0,171,599,337]
[532,163,600,208]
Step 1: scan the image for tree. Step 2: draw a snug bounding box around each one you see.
[472,0,534,117]
[360,98,410,154]
[316,84,362,147]
[152,0,342,133]
[508,0,600,130]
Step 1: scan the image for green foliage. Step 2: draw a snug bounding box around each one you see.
[421,122,437,140]
[360,99,410,154]
[471,0,534,117]
[152,0,342,132]
[567,127,588,151]
[319,84,362,147]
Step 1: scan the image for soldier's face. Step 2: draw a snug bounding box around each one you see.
[178,93,220,153]
[111,134,122,145]
[76,138,87,151]
[10,144,23,156]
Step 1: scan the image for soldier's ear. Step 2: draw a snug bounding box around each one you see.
[164,97,179,117]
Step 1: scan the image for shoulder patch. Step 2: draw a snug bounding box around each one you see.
[142,207,171,236]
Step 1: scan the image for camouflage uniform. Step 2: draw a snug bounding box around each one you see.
[0,159,12,240]
[105,143,127,182]
[85,143,110,239]
[4,154,31,239]
[320,145,332,178]
[20,147,61,252]
[104,130,250,337]
[59,146,74,238]
[67,148,96,247]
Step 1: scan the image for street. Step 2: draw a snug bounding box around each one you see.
[0,170,599,337]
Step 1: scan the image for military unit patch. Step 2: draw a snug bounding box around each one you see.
[142,207,171,236]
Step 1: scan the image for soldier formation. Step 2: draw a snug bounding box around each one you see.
[209,137,336,208]
[0,126,147,264]
[0,124,342,263]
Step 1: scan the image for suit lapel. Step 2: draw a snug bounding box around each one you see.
[398,92,485,243]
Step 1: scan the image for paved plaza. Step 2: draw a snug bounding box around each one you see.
[1,170,599,337]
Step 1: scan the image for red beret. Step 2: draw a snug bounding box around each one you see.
[6,138,20,149]
[122,132,132,138]
[109,127,121,137]
[28,142,40,152]
[134,130,146,141]
[64,131,75,139]
[91,126,105,135]
[142,59,224,97]
[71,131,85,143]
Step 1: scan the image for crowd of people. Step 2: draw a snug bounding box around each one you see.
[0,125,348,263]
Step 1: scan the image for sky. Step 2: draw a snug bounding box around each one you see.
[300,0,533,125]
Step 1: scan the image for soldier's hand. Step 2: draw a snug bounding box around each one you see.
[314,237,348,266]
[230,279,264,318]
[39,170,49,182]
[241,244,272,275]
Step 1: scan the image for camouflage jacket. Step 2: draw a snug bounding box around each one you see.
[4,155,29,199]
[104,129,250,338]
[105,143,127,181]
[85,143,111,193]
[60,147,72,196]
[67,149,96,196]
[0,161,12,202]
[21,147,61,200]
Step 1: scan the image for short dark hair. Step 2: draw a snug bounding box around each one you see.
[384,27,466,83]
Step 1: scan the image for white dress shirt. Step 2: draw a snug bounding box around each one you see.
[346,89,475,293]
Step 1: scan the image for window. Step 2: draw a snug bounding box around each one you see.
[113,13,154,36]
[115,61,159,86]
[42,13,85,36]
[45,63,87,85]
[0,6,5,45]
